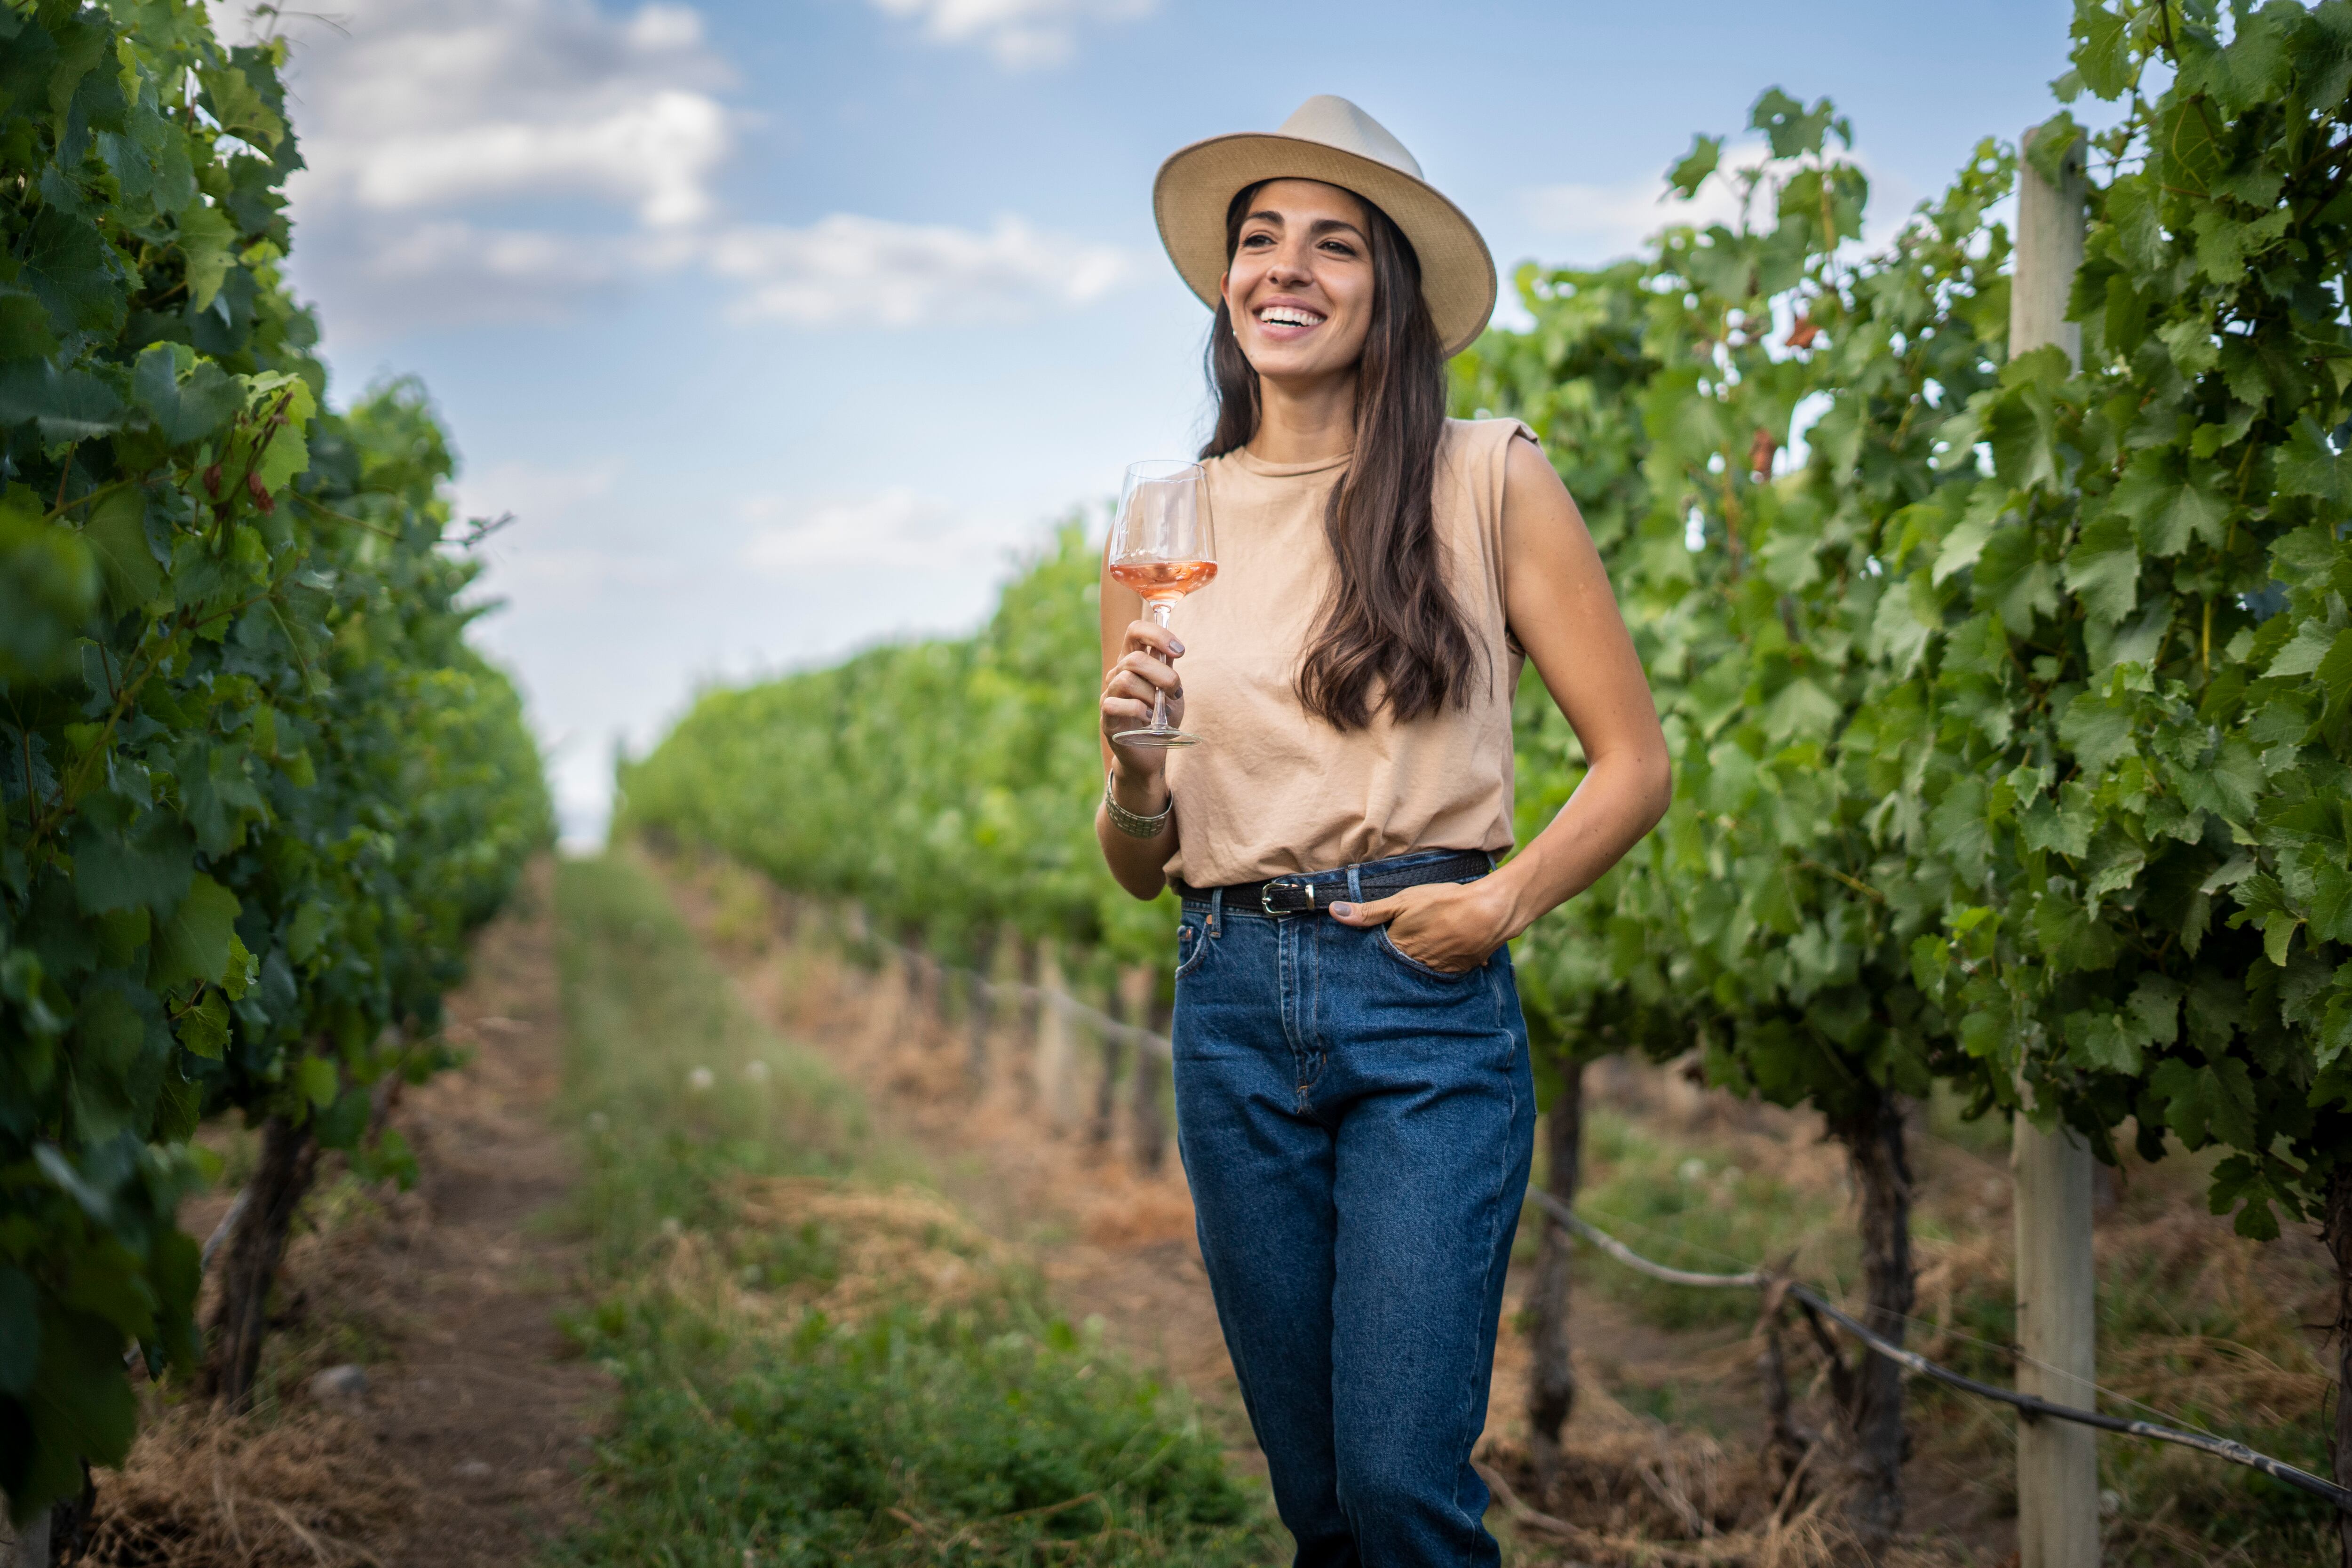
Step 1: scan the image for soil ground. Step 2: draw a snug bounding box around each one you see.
[88,861,610,1568]
[77,851,2337,1567]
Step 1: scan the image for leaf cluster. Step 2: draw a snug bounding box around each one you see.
[1464,1,2352,1239]
[0,0,550,1520]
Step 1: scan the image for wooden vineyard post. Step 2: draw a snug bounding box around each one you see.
[1033,938,1079,1129]
[2011,121,2100,1568]
[1091,973,1128,1149]
[1131,984,1170,1174]
[972,926,1016,1095]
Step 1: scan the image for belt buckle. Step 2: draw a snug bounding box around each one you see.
[1259,877,1316,916]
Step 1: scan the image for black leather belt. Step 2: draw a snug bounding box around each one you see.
[1174,850,1494,916]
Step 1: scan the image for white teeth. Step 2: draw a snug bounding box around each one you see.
[1258,307,1324,327]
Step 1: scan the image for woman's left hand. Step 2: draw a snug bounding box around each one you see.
[1329,881,1516,974]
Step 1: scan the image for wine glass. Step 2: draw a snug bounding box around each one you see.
[1108,459,1217,749]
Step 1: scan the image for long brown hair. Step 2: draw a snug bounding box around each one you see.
[1199,181,1479,731]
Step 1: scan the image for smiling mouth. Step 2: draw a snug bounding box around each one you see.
[1256,305,1326,329]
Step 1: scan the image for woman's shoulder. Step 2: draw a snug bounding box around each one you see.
[1441,415,1538,452]
[1438,418,1540,495]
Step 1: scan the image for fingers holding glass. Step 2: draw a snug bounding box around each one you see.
[1107,459,1215,749]
[1101,657,1182,757]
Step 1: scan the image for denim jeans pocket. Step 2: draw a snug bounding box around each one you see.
[1374,923,1480,981]
[1175,913,1210,979]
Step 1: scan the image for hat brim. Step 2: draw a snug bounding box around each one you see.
[1152,131,1498,360]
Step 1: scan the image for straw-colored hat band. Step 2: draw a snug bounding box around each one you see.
[1152,95,1497,360]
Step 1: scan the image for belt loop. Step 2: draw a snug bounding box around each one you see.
[1207,885,1223,938]
[1346,862,1363,903]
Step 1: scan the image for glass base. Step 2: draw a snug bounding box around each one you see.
[1114,726,1200,749]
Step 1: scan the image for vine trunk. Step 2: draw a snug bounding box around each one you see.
[201,1116,322,1411]
[1526,1059,1585,1496]
[2327,1165,2352,1568]
[1826,1091,1914,1559]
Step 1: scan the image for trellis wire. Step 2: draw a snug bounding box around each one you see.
[868,933,1172,1059]
[1526,1189,2352,1513]
[1579,1194,2234,1445]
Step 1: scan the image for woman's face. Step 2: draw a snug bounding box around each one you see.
[1220,179,1376,386]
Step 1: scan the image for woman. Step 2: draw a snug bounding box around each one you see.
[1096,96,1670,1567]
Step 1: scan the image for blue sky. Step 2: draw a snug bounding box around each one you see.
[254,0,2088,842]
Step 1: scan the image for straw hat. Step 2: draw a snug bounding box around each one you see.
[1152,95,1497,358]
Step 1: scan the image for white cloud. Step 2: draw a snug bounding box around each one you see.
[709,215,1130,326]
[741,489,1005,572]
[866,0,1154,68]
[241,0,1137,337]
[273,0,733,226]
[344,89,728,227]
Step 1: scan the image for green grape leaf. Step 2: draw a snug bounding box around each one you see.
[1749,88,1843,158]
[2267,623,2344,680]
[173,989,229,1059]
[0,497,100,678]
[251,418,309,495]
[2062,512,2139,625]
[70,816,193,916]
[150,875,240,994]
[2058,689,2137,774]
[19,207,130,338]
[84,486,160,615]
[175,199,237,312]
[0,360,127,441]
[0,287,59,361]
[132,344,240,444]
[1667,135,1723,199]
[297,1054,339,1111]
[2068,0,2136,99]
[199,61,286,151]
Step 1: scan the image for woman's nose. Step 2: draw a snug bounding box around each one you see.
[1265,246,1313,287]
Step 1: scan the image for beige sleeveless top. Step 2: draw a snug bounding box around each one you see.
[1161,417,1534,889]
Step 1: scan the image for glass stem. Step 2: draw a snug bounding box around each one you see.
[1149,600,1174,732]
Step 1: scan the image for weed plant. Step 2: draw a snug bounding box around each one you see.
[546,856,1274,1566]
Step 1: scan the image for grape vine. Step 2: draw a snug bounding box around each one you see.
[1,0,549,1518]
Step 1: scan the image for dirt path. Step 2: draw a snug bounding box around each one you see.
[360,861,609,1564]
[103,861,608,1568]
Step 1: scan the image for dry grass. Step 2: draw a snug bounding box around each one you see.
[82,1404,420,1568]
[731,1173,1009,1322]
[1478,1430,1940,1568]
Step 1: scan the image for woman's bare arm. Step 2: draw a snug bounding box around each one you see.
[1331,435,1671,969]
[1096,558,1186,899]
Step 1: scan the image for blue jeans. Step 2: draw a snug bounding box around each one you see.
[1171,852,1535,1568]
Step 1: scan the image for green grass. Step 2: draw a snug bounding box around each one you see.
[1570,1106,1852,1330]
[544,854,1276,1567]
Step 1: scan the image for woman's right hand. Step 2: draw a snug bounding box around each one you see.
[1099,617,1185,782]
